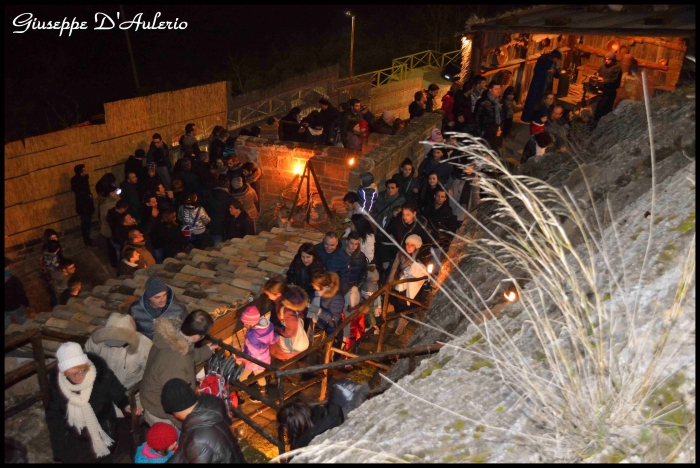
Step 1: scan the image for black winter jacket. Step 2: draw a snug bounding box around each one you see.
[343,249,368,293]
[292,403,345,450]
[377,213,430,266]
[45,353,129,463]
[168,394,246,464]
[392,168,418,200]
[209,187,234,237]
[225,210,256,240]
[151,223,187,260]
[286,258,326,299]
[423,202,459,240]
[71,174,95,216]
[208,138,225,166]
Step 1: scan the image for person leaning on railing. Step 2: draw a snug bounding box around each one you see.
[387,235,429,314]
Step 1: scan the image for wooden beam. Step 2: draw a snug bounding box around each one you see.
[4,393,44,420]
[471,24,693,38]
[4,328,41,350]
[4,361,38,387]
[30,334,50,409]
[229,404,281,450]
[330,348,391,371]
[616,36,687,52]
[574,44,670,71]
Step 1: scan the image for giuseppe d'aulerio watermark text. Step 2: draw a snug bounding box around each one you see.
[12,11,188,37]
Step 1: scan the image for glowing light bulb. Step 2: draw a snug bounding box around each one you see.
[504,291,517,302]
[427,264,434,274]
[348,157,355,166]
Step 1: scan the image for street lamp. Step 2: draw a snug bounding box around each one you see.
[346,11,356,80]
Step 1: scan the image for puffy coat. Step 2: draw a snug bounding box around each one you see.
[286,257,326,299]
[292,403,344,451]
[45,352,129,463]
[168,394,246,463]
[140,318,213,428]
[128,278,187,340]
[241,318,277,372]
[70,173,95,216]
[208,187,233,237]
[230,184,259,220]
[84,313,152,391]
[342,249,368,294]
[177,204,211,235]
[317,273,345,333]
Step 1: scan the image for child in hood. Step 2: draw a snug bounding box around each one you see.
[357,172,378,214]
[135,422,179,464]
[237,306,277,401]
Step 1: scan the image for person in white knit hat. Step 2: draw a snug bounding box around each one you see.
[387,234,429,314]
[45,341,138,463]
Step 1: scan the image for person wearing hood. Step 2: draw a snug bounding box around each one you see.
[237,306,277,401]
[128,276,188,340]
[371,110,397,135]
[392,158,418,200]
[356,171,378,214]
[161,378,246,463]
[281,107,304,142]
[373,178,405,230]
[594,51,623,122]
[521,49,563,123]
[270,285,310,361]
[230,175,259,222]
[307,272,345,336]
[388,234,429,313]
[140,310,216,428]
[46,342,136,463]
[208,175,234,246]
[421,127,444,159]
[318,97,342,145]
[242,161,262,212]
[71,164,96,247]
[84,313,153,401]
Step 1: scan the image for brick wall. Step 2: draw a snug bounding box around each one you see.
[349,113,443,191]
[234,137,358,211]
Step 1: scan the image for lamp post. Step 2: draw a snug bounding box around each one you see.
[346,11,356,80]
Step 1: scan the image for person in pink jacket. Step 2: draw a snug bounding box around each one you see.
[237,306,277,401]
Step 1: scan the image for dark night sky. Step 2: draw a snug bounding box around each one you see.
[5,4,498,141]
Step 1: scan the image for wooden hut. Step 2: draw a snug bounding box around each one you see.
[461,4,694,111]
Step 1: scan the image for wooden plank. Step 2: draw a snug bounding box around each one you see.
[4,328,41,350]
[31,334,50,409]
[4,361,39,387]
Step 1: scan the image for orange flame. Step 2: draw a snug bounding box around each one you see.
[348,157,355,166]
[504,291,517,302]
[427,264,434,274]
[293,163,304,175]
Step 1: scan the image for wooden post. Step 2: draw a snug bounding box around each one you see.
[376,288,391,353]
[470,31,484,81]
[319,341,334,401]
[276,372,287,458]
[307,162,334,220]
[287,164,307,222]
[30,335,49,409]
[305,162,311,224]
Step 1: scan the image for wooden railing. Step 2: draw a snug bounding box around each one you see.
[391,49,461,77]
[204,275,433,457]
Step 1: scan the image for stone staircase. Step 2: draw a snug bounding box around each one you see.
[5,227,325,353]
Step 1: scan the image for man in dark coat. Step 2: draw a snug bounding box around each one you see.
[45,349,131,463]
[408,91,426,120]
[128,276,187,340]
[392,158,418,200]
[342,233,368,295]
[521,49,563,123]
[377,200,430,282]
[318,98,342,145]
[473,82,503,136]
[225,199,255,240]
[315,232,350,290]
[70,164,95,247]
[120,171,141,221]
[178,123,201,160]
[124,149,146,188]
[162,378,246,463]
[373,178,406,230]
[423,188,458,249]
[594,52,623,122]
[146,133,171,171]
[209,176,234,245]
[371,111,397,135]
[425,83,440,113]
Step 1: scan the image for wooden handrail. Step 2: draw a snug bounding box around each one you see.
[4,327,41,350]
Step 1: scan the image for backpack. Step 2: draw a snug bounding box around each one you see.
[181,207,201,241]
[278,311,309,354]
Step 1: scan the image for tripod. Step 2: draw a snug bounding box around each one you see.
[288,161,334,224]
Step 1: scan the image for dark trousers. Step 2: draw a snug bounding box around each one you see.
[103,235,118,267]
[594,89,617,121]
[79,214,93,245]
[502,118,514,139]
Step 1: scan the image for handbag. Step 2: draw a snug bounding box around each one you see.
[181,207,201,241]
[279,312,309,354]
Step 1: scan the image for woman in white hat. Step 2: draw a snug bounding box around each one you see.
[387,234,429,313]
[45,342,138,463]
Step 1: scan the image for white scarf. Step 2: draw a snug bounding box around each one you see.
[57,362,114,458]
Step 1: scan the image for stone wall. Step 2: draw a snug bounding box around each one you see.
[349,113,443,191]
[234,137,360,211]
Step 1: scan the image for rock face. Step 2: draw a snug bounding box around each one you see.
[4,227,325,353]
[291,89,696,463]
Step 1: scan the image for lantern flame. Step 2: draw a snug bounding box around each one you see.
[427,263,434,274]
[504,291,517,302]
[348,157,355,166]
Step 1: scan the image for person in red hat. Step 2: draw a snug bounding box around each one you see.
[134,422,179,463]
